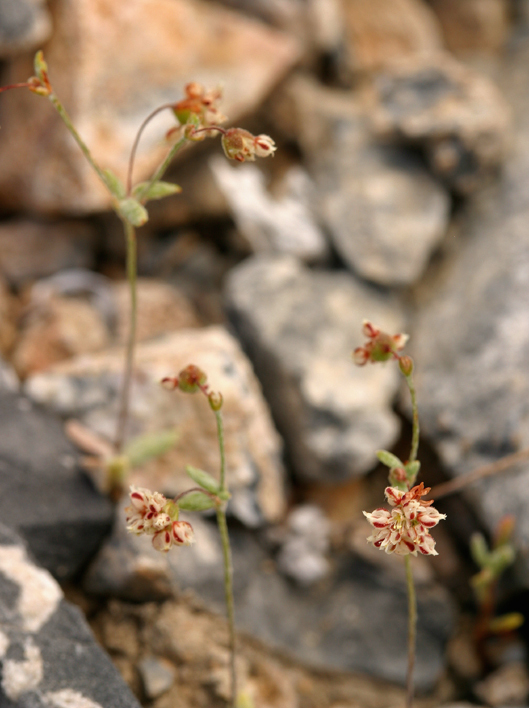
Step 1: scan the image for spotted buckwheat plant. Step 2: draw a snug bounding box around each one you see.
[353,320,446,708]
[0,51,275,496]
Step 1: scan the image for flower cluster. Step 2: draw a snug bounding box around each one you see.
[353,320,408,366]
[363,483,446,556]
[125,485,194,553]
[221,127,276,162]
[173,82,227,131]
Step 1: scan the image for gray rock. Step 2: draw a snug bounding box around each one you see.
[138,656,176,700]
[226,254,405,481]
[409,39,529,584]
[210,157,329,263]
[369,52,510,193]
[277,74,450,286]
[0,522,141,708]
[0,0,51,58]
[276,505,331,586]
[0,390,113,580]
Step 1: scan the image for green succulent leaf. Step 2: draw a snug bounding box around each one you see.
[117,197,149,227]
[185,465,221,495]
[405,460,421,482]
[376,450,404,470]
[470,532,490,569]
[133,180,182,202]
[34,50,48,80]
[103,168,126,199]
[124,429,179,469]
[178,491,217,512]
[488,612,524,634]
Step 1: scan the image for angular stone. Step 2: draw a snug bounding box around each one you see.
[0,522,141,708]
[0,0,52,58]
[429,0,510,57]
[226,254,405,481]
[210,156,329,263]
[0,220,96,286]
[25,327,286,527]
[369,53,511,193]
[341,0,443,74]
[410,37,529,586]
[273,75,450,285]
[0,389,114,579]
[0,0,299,214]
[0,276,17,358]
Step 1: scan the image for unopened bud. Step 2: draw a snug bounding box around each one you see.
[399,355,414,377]
[208,391,223,411]
[161,376,179,391]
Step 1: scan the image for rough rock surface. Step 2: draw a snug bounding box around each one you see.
[86,510,454,690]
[210,157,329,263]
[25,327,286,527]
[341,0,443,74]
[369,52,511,193]
[410,38,529,586]
[0,389,114,580]
[0,0,300,214]
[0,220,96,286]
[226,254,405,481]
[277,75,450,285]
[0,522,141,708]
[0,0,52,58]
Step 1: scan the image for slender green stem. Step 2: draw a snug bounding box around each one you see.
[216,506,237,708]
[135,135,188,203]
[405,554,417,708]
[114,220,137,453]
[48,93,110,191]
[405,373,419,464]
[215,410,227,492]
[213,408,236,707]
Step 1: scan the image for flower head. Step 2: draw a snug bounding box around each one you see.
[125,485,195,553]
[363,483,446,556]
[353,320,408,366]
[172,82,227,132]
[221,128,276,163]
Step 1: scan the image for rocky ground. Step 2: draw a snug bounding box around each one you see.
[2,0,529,706]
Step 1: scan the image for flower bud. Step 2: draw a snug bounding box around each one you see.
[221,128,276,163]
[399,355,414,377]
[208,391,223,411]
[152,529,173,553]
[177,364,207,393]
[171,520,195,546]
[160,376,179,391]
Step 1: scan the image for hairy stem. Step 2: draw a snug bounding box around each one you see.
[48,93,109,191]
[115,220,137,453]
[405,554,417,708]
[214,408,236,706]
[405,373,419,464]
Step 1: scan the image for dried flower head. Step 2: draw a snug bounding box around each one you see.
[125,485,195,553]
[363,483,446,556]
[353,320,408,366]
[221,128,276,162]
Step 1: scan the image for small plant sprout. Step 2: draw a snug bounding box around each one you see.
[354,320,446,708]
[0,51,275,489]
[471,516,524,667]
[161,365,237,708]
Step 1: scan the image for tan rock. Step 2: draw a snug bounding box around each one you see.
[0,220,96,286]
[341,0,443,74]
[0,278,18,358]
[114,278,201,344]
[429,0,510,57]
[0,0,300,214]
[13,295,111,378]
[25,327,286,525]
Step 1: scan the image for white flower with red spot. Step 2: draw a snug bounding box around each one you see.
[221,128,276,163]
[363,483,446,556]
[125,486,195,553]
[353,320,409,366]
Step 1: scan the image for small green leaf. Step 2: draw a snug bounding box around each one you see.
[489,544,515,576]
[488,612,524,634]
[133,180,182,202]
[186,465,221,495]
[34,50,48,80]
[124,429,179,469]
[178,491,217,512]
[376,450,404,470]
[103,168,126,199]
[405,460,421,483]
[470,533,490,569]
[117,197,148,227]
